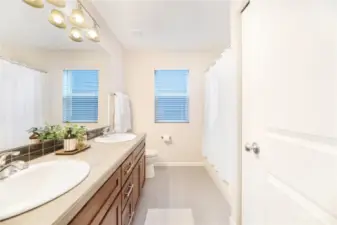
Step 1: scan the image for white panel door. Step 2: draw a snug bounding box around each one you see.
[242,0,337,225]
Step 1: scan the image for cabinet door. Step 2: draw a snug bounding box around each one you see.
[122,197,133,225]
[139,154,146,188]
[132,161,140,211]
[100,195,122,225]
[69,169,121,225]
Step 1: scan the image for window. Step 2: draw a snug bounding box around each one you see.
[63,70,99,123]
[155,70,189,123]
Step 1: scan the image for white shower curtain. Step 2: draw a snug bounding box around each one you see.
[0,59,50,151]
[203,49,237,183]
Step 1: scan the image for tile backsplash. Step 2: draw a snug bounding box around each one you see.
[3,127,107,163]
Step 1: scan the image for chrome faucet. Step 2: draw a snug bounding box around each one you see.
[102,127,111,137]
[0,151,29,180]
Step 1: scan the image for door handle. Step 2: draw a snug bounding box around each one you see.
[245,143,252,152]
[245,142,260,155]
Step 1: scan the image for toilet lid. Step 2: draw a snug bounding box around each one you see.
[146,149,158,157]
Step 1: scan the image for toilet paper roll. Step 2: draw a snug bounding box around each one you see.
[161,135,171,142]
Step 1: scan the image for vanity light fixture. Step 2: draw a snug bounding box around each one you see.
[69,2,86,28]
[22,0,44,8]
[86,25,100,42]
[69,27,83,42]
[48,9,66,29]
[22,0,101,43]
[47,0,66,8]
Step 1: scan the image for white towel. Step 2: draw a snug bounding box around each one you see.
[123,94,132,132]
[114,92,132,133]
[114,92,123,133]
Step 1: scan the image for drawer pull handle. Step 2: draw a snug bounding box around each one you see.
[127,212,135,225]
[124,184,134,199]
[124,162,132,175]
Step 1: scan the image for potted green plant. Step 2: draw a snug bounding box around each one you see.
[38,124,62,141]
[27,127,41,144]
[62,124,87,151]
[78,126,88,149]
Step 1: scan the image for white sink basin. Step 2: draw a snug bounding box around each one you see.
[95,133,136,143]
[0,160,90,221]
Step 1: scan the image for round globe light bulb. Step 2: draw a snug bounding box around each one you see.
[74,14,84,23]
[53,15,63,24]
[88,30,98,38]
[73,31,81,39]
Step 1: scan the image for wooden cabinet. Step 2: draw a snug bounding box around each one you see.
[139,155,145,188]
[69,140,146,225]
[131,153,145,212]
[100,195,122,225]
[121,175,133,210]
[70,169,121,225]
[121,154,133,185]
[122,197,133,225]
[132,161,140,211]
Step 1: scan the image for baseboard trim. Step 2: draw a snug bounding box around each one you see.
[154,162,205,167]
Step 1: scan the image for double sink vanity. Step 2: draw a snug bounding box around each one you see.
[0,133,146,225]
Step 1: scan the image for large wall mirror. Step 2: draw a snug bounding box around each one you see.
[0,0,111,151]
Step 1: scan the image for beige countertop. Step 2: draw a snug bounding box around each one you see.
[0,133,146,225]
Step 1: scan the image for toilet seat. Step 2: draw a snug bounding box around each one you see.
[145,149,158,158]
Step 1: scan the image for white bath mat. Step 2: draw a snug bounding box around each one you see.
[144,208,194,225]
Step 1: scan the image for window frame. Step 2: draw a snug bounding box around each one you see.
[62,69,99,123]
[154,69,190,124]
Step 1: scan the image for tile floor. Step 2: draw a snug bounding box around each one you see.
[132,166,231,225]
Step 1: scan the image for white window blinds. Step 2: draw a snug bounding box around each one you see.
[155,70,189,123]
[63,70,99,123]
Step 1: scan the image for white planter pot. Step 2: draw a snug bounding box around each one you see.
[64,139,77,151]
[30,139,41,145]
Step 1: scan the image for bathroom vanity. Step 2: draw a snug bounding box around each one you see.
[0,134,146,225]
[69,139,146,225]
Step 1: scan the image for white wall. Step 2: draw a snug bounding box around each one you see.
[0,44,50,72]
[125,51,219,163]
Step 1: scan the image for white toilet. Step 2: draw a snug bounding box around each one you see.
[145,149,158,178]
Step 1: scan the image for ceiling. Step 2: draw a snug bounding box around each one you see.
[0,0,102,51]
[92,0,231,52]
[1,0,231,52]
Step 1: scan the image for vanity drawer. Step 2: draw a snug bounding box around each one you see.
[122,175,133,210]
[69,168,121,225]
[122,197,134,225]
[122,154,133,185]
[132,141,145,163]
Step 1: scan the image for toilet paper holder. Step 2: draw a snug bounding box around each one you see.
[161,135,172,143]
[161,135,171,139]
